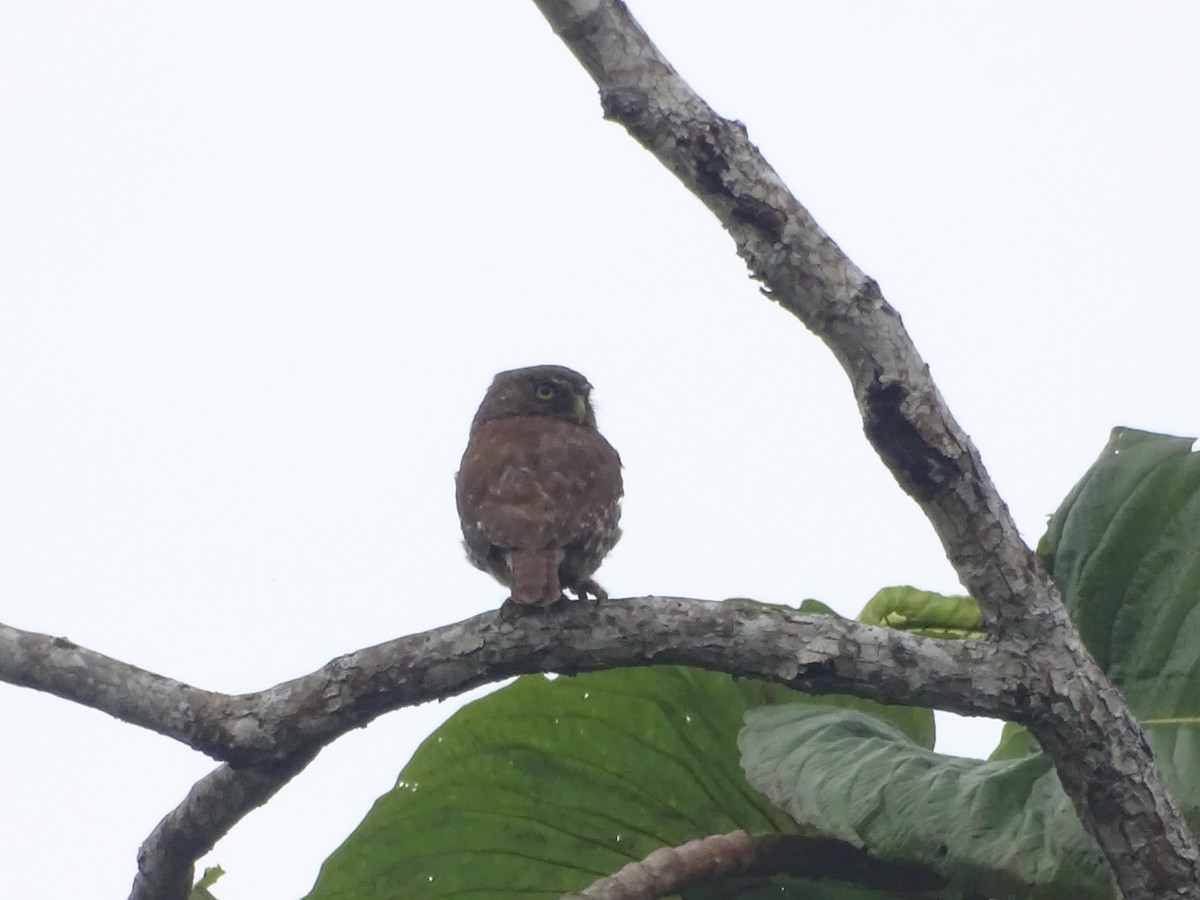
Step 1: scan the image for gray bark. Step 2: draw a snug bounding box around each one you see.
[2,2,1195,898]
[531,0,1200,897]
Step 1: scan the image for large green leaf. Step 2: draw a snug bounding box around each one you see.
[1039,427,1200,821]
[740,705,1107,898]
[741,428,1200,898]
[308,622,936,900]
[308,666,801,899]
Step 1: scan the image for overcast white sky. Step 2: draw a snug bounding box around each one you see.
[3,3,1198,898]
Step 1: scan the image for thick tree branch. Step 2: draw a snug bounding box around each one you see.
[531,1,1200,897]
[12,598,1008,900]
[561,831,953,900]
[3,599,1005,768]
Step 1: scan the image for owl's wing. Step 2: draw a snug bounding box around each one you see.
[456,417,622,551]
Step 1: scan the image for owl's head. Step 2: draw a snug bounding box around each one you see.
[471,365,597,429]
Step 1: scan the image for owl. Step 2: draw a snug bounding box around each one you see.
[456,365,623,607]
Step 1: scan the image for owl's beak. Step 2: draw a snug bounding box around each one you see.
[573,393,589,425]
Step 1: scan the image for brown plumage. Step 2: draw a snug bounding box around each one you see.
[455,365,623,607]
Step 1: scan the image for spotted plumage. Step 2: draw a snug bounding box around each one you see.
[456,365,623,607]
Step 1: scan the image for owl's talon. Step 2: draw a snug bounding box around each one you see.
[499,593,569,618]
[497,598,527,621]
[573,579,608,602]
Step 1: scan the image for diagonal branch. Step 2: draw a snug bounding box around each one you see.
[561,830,955,900]
[129,751,318,900]
[530,1,1200,897]
[0,623,224,746]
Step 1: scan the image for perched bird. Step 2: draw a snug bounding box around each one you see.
[455,365,623,607]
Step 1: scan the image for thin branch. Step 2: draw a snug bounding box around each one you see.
[561,831,953,900]
[530,1,1200,897]
[3,598,1006,767]
[129,751,317,900]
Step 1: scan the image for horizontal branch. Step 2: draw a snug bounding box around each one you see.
[3,598,1008,768]
[8,597,1008,900]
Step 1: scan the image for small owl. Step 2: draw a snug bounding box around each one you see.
[456,365,623,607]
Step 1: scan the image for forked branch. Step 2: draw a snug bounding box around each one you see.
[532,0,1200,896]
[4,2,1194,899]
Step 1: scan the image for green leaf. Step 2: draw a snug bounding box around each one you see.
[988,722,1039,761]
[740,705,1109,899]
[189,866,224,900]
[310,619,940,900]
[1038,426,1200,823]
[740,589,1062,897]
[307,666,804,899]
[740,429,1200,898]
[1038,428,1200,674]
[858,586,981,639]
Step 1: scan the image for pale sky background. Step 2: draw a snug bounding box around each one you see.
[2,3,1198,899]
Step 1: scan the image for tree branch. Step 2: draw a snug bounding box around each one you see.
[129,751,317,900]
[561,830,954,900]
[0,623,221,746]
[3,598,1005,768]
[11,597,1009,900]
[531,1,1200,897]
[10,4,1195,899]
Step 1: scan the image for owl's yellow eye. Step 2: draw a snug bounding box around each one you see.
[535,384,555,401]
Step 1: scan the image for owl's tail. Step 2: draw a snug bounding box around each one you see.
[508,548,564,606]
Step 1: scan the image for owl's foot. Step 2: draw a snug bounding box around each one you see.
[572,579,608,602]
[499,593,567,619]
